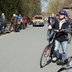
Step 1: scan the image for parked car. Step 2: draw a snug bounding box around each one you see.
[32,15,44,27]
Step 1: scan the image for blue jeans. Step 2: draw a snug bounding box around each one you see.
[54,40,68,61]
[2,26,5,33]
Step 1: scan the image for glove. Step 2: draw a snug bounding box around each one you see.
[48,25,52,29]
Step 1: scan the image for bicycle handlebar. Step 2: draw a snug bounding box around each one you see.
[52,29,71,33]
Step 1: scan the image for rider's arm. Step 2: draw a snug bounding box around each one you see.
[61,21,71,33]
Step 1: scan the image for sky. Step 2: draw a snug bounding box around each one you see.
[41,0,50,12]
[41,0,48,12]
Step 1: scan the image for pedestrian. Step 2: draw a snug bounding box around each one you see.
[0,15,2,34]
[1,13,7,34]
[14,14,19,32]
[23,17,28,28]
[9,14,16,32]
[10,14,19,32]
[17,14,23,30]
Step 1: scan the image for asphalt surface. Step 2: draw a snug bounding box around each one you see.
[0,24,72,72]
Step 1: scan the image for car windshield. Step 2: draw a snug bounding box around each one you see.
[34,17,42,19]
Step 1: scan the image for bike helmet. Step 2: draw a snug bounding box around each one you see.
[13,14,16,17]
[59,10,68,16]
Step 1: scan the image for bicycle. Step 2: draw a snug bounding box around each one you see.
[40,29,57,68]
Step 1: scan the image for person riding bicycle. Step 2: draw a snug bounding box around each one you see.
[51,10,70,65]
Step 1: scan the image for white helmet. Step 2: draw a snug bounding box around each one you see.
[2,13,4,16]
[13,14,16,17]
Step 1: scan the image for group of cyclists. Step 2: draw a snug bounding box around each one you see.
[47,10,72,66]
[10,14,29,32]
[0,13,32,35]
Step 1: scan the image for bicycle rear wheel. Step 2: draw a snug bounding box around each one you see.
[40,44,52,68]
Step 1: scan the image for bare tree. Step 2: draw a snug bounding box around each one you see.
[47,0,64,14]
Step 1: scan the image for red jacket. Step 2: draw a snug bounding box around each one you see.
[23,18,28,23]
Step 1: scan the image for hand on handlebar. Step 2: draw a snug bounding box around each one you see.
[54,29,69,33]
[48,25,52,29]
[54,29,60,32]
[54,29,64,32]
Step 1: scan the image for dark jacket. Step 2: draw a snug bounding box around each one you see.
[52,19,70,42]
[11,17,18,25]
[48,17,57,26]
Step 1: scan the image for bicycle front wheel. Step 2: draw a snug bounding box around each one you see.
[40,44,52,68]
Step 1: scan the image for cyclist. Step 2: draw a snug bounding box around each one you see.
[66,15,72,43]
[17,14,23,30]
[51,10,70,65]
[47,13,57,43]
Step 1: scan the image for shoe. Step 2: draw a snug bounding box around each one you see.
[56,60,65,65]
[52,57,58,62]
[64,59,68,64]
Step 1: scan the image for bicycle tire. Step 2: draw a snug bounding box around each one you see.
[40,44,52,68]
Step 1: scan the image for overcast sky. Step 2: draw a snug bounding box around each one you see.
[41,0,49,12]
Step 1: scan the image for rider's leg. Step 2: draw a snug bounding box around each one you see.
[56,41,68,65]
[61,41,68,62]
[53,40,61,60]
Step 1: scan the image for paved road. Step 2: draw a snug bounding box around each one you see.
[0,25,72,72]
